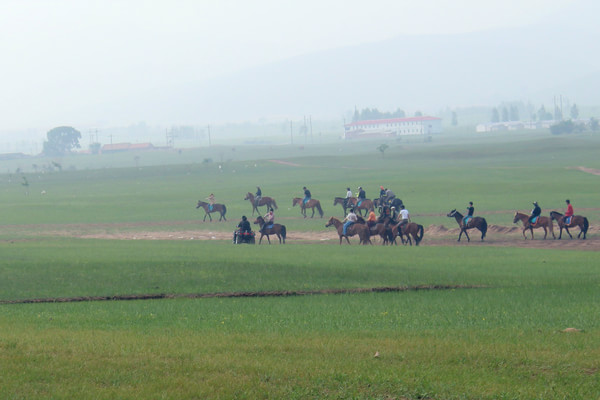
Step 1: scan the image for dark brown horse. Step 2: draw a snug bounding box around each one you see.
[550,211,589,240]
[196,200,227,222]
[513,212,555,240]
[356,216,392,245]
[254,215,286,244]
[391,222,424,246]
[244,192,278,215]
[293,197,324,218]
[325,217,371,245]
[446,209,487,242]
[333,197,354,216]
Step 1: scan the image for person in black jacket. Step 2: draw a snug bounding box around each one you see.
[233,216,252,243]
[529,202,541,224]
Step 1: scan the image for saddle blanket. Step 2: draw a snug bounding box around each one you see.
[530,216,538,225]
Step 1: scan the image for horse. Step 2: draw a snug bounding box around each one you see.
[356,216,392,245]
[513,212,555,240]
[549,211,589,240]
[333,197,356,216]
[446,209,487,242]
[293,197,324,218]
[196,200,227,222]
[374,197,403,213]
[325,216,371,245]
[391,222,424,246]
[244,192,278,215]
[254,215,286,244]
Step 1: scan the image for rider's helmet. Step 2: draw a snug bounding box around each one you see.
[533,201,538,206]
[269,208,274,212]
[242,216,247,221]
[358,186,362,190]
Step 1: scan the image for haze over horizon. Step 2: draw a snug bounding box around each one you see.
[1,0,598,133]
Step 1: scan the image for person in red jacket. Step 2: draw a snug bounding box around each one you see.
[564,199,574,225]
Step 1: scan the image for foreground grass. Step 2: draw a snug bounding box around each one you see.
[1,240,599,399]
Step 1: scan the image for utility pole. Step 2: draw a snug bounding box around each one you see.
[309,115,313,144]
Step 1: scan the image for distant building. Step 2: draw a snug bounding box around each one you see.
[344,116,442,139]
[101,143,155,154]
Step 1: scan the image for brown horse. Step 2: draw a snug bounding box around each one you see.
[550,211,589,240]
[391,222,424,246]
[513,212,555,240]
[254,215,286,244]
[244,192,278,215]
[293,197,324,218]
[446,209,487,242]
[355,216,392,245]
[333,197,374,217]
[325,216,371,245]
[196,200,227,222]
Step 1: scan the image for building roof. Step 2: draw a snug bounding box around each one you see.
[345,116,441,128]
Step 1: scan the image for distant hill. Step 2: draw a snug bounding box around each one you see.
[99,16,600,125]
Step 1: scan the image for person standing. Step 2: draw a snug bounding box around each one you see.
[342,208,357,236]
[564,199,574,225]
[463,201,474,226]
[529,201,541,224]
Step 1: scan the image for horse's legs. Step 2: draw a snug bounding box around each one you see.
[259,234,264,244]
[457,228,463,242]
[277,233,281,244]
[565,226,573,239]
[311,208,315,218]
[542,227,547,240]
[463,229,471,242]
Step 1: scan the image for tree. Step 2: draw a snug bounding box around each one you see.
[554,106,563,121]
[537,105,552,121]
[590,117,599,132]
[376,144,389,158]
[570,103,579,120]
[550,120,575,135]
[509,105,519,121]
[43,126,82,156]
[414,110,423,117]
[501,107,509,122]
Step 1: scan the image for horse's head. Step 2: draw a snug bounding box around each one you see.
[325,216,336,227]
[196,200,205,209]
[253,216,263,225]
[244,193,251,200]
[549,211,561,221]
[512,212,520,224]
[293,198,299,207]
[447,209,457,217]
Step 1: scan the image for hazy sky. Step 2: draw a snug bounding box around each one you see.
[0,0,583,130]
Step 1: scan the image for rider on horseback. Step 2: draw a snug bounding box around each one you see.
[529,201,541,224]
[357,186,366,207]
[385,188,396,205]
[564,199,574,226]
[302,187,311,206]
[206,193,215,211]
[255,186,262,207]
[366,209,377,227]
[463,201,474,226]
[261,208,274,233]
[398,204,410,234]
[343,187,352,209]
[342,208,357,236]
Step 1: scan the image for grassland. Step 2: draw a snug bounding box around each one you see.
[1,129,599,399]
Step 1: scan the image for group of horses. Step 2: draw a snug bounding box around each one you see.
[196,193,590,245]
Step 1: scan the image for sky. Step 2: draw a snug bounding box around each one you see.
[0,0,585,131]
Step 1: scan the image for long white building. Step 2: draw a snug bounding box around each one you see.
[343,116,442,139]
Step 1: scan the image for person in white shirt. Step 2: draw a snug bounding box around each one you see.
[398,204,410,233]
[342,208,357,235]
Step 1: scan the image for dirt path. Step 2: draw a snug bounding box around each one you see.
[3,222,597,250]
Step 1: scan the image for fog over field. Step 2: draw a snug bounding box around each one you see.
[1,0,598,152]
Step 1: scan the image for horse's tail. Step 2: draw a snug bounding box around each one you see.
[416,224,424,245]
[222,204,227,216]
[583,217,589,234]
[272,199,278,210]
[281,225,286,243]
[316,201,324,217]
[481,218,487,240]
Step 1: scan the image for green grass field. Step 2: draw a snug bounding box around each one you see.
[1,129,599,399]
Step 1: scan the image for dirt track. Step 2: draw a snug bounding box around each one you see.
[5,221,597,250]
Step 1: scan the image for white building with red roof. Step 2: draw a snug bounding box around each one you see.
[343,116,442,139]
